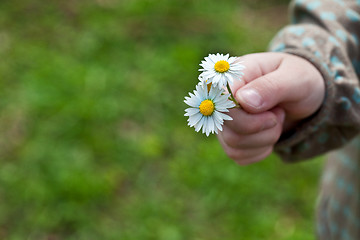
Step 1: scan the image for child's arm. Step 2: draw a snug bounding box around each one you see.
[219,0,360,164]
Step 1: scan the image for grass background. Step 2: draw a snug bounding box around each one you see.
[0,0,324,239]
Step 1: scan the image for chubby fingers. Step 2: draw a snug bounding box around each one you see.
[218,107,285,165]
[217,140,274,165]
[224,107,278,134]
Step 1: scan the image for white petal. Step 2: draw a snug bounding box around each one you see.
[227,56,237,64]
[204,117,213,136]
[214,54,222,62]
[214,117,223,132]
[206,56,216,64]
[188,113,203,127]
[218,112,233,121]
[212,73,222,85]
[208,116,215,134]
[208,85,215,99]
[198,75,206,84]
[208,84,222,99]
[184,96,200,108]
[199,83,209,99]
[224,72,234,85]
[213,94,230,105]
[201,70,216,80]
[195,85,206,100]
[204,61,214,69]
[230,63,245,71]
[219,74,228,88]
[213,111,223,123]
[185,107,200,116]
[202,117,208,134]
[194,117,205,132]
[216,101,235,112]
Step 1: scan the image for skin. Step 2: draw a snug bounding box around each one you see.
[217,52,325,165]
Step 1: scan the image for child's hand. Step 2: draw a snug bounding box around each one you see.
[218,52,325,165]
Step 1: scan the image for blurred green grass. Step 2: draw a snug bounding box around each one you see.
[0,0,323,239]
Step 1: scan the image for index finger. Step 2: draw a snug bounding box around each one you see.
[224,107,277,135]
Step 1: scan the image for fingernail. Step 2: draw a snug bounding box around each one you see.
[238,89,263,108]
[262,118,277,130]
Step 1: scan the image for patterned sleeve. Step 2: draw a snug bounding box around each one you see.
[269,0,360,162]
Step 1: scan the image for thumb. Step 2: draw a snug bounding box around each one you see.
[234,53,324,118]
[235,55,319,114]
[235,70,288,113]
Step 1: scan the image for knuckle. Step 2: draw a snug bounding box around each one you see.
[262,147,274,160]
[222,131,242,148]
[269,131,281,144]
[226,149,244,161]
[245,121,263,134]
[234,116,264,135]
[234,147,274,165]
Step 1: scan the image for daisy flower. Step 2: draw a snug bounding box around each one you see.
[199,53,245,88]
[184,83,235,136]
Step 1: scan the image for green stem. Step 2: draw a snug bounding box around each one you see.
[226,83,240,108]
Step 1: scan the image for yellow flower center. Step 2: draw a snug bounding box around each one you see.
[214,60,230,73]
[199,99,215,116]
